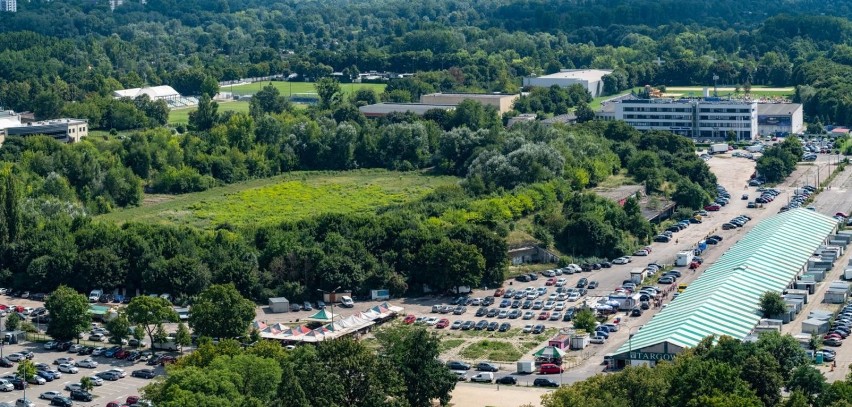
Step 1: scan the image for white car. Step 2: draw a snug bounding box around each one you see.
[555,278,567,287]
[522,324,534,333]
[91,327,108,335]
[91,347,106,356]
[567,292,581,302]
[633,249,649,256]
[612,257,631,265]
[0,379,12,392]
[87,375,104,386]
[543,301,555,310]
[88,333,106,342]
[425,317,439,326]
[590,335,607,344]
[554,301,565,311]
[53,357,74,365]
[58,363,78,374]
[68,344,84,353]
[64,383,83,391]
[76,359,98,368]
[39,391,62,400]
[5,353,24,362]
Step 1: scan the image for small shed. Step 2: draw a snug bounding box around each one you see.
[548,333,572,350]
[802,318,830,334]
[268,297,290,313]
[824,289,848,304]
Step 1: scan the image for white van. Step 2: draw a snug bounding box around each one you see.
[340,296,354,308]
[469,372,494,383]
[88,290,103,302]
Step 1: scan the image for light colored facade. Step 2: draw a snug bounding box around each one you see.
[113,85,180,101]
[5,119,88,143]
[0,0,16,12]
[419,93,520,114]
[614,98,758,141]
[523,69,613,97]
[109,0,123,10]
[757,103,804,136]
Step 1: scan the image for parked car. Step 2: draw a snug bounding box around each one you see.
[69,390,93,402]
[131,369,157,379]
[496,376,517,385]
[533,378,559,388]
[447,361,471,371]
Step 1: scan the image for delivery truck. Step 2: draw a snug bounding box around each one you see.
[676,251,694,267]
[710,143,729,154]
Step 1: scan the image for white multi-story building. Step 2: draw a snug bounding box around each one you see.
[0,0,17,12]
[614,98,758,141]
[109,0,123,11]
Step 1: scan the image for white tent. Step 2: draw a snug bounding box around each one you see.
[113,85,181,100]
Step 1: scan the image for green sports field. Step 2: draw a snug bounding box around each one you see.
[222,81,386,98]
[169,100,250,125]
[98,170,457,229]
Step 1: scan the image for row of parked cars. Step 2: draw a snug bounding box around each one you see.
[822,303,852,348]
[722,214,753,230]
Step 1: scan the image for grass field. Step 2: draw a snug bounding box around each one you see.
[223,81,387,98]
[169,100,250,125]
[98,170,457,229]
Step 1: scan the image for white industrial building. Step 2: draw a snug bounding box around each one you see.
[113,86,181,101]
[613,97,758,141]
[0,111,88,144]
[523,69,612,98]
[757,103,804,136]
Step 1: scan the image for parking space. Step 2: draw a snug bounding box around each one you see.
[0,342,168,406]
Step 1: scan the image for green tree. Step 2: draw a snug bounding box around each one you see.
[106,310,132,345]
[175,322,192,353]
[188,94,219,131]
[249,84,290,117]
[80,376,94,393]
[787,365,825,402]
[758,291,787,318]
[672,179,709,209]
[44,285,91,341]
[740,353,784,407]
[201,76,220,98]
[573,309,597,333]
[5,313,20,332]
[153,323,169,347]
[126,296,178,355]
[575,102,596,123]
[315,78,342,109]
[376,326,457,406]
[17,359,35,402]
[189,283,255,339]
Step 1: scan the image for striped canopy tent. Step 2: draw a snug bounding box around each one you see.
[306,308,339,323]
[252,321,268,331]
[615,209,838,356]
[533,346,566,359]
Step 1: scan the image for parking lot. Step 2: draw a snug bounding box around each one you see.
[0,341,168,406]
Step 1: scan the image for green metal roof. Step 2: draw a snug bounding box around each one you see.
[615,208,838,355]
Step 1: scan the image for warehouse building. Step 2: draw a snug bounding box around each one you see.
[419,93,519,114]
[757,103,804,136]
[610,209,838,368]
[5,118,89,143]
[523,69,612,97]
[358,103,456,118]
[113,85,181,102]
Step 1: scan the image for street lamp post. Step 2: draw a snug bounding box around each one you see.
[627,326,641,368]
[316,286,342,326]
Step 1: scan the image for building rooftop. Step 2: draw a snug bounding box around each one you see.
[533,69,613,81]
[757,103,803,116]
[422,92,518,99]
[358,103,456,116]
[22,118,86,126]
[113,85,180,99]
[615,209,838,355]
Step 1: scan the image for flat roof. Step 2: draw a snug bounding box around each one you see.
[615,209,837,355]
[532,69,613,81]
[422,92,519,99]
[358,103,456,116]
[758,103,803,116]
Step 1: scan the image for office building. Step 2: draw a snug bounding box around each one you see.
[0,0,16,12]
[614,97,758,141]
[523,69,613,97]
[757,103,804,136]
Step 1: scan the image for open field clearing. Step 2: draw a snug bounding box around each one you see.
[98,170,457,228]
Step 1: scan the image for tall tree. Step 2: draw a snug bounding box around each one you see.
[189,283,255,339]
[175,322,192,353]
[188,94,219,131]
[44,285,91,341]
[315,78,342,109]
[126,296,178,355]
[105,310,132,345]
[759,291,787,317]
[376,326,457,406]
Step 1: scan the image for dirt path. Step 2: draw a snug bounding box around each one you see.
[449,382,552,407]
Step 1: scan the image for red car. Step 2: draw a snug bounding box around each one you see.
[115,349,131,359]
[836,212,849,218]
[435,318,450,329]
[403,314,416,324]
[107,402,121,407]
[538,312,550,320]
[545,278,556,286]
[825,333,843,340]
[689,261,700,269]
[704,204,721,211]
[493,288,505,297]
[159,355,177,365]
[539,363,563,374]
[126,396,140,404]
